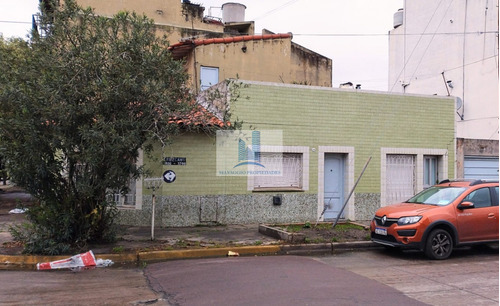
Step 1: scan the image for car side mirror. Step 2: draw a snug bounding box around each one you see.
[458,201,475,210]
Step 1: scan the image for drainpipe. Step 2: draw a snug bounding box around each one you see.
[193,41,199,93]
[190,17,199,93]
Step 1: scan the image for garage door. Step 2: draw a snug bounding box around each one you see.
[464,157,499,180]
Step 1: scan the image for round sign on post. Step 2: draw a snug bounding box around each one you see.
[163,170,176,183]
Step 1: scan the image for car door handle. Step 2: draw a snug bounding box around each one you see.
[488,213,495,218]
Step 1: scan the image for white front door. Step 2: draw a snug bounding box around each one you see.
[324,154,344,220]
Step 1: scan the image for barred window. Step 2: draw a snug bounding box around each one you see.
[254,153,303,189]
[108,178,136,207]
[386,154,416,204]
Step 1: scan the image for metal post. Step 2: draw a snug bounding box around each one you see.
[151,193,156,240]
[145,178,163,241]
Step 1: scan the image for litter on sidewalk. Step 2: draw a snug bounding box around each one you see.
[37,250,114,271]
[9,208,27,214]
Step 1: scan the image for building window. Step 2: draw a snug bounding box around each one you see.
[108,178,136,207]
[381,148,448,206]
[254,153,302,189]
[200,66,219,91]
[424,156,438,188]
[249,146,309,191]
[386,154,416,204]
[107,149,143,210]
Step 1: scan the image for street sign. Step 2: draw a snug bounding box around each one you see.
[163,157,186,166]
[163,170,176,183]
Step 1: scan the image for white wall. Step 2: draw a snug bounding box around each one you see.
[388,0,499,141]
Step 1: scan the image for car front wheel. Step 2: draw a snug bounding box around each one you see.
[424,229,453,260]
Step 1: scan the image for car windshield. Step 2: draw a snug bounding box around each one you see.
[406,186,467,206]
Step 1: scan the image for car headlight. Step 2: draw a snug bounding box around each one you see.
[397,216,422,225]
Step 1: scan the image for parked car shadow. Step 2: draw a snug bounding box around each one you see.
[376,242,498,261]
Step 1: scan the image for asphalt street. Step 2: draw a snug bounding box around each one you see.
[144,246,498,306]
[1,247,497,305]
[145,255,426,306]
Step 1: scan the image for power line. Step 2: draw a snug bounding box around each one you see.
[0,20,32,25]
[293,31,498,37]
[1,22,497,37]
[443,54,499,72]
[407,0,456,84]
[389,0,447,92]
[252,0,301,21]
[393,54,499,83]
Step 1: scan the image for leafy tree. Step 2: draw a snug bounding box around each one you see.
[0,0,194,254]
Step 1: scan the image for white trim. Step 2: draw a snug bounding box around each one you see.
[238,80,456,100]
[247,146,309,191]
[381,148,448,206]
[317,146,355,221]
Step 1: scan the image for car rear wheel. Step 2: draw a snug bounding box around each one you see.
[425,229,453,260]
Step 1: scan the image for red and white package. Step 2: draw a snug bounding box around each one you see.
[37,250,97,270]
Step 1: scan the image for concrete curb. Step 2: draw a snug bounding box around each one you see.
[281,241,379,255]
[0,242,379,269]
[138,245,281,262]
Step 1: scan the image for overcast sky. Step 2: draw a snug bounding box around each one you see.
[0,0,403,91]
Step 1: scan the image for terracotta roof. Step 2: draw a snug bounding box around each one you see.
[168,33,292,59]
[169,104,230,128]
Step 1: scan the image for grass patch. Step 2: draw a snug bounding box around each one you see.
[111,246,125,254]
[284,224,303,232]
[304,237,328,244]
[334,223,365,231]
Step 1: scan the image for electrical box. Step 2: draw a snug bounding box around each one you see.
[273,195,282,206]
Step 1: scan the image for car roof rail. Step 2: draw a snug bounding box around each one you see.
[470,179,499,186]
[438,179,474,184]
[438,179,498,186]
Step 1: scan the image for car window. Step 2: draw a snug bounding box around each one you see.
[407,187,467,206]
[463,187,492,208]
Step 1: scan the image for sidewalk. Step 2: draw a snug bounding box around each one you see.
[0,185,377,269]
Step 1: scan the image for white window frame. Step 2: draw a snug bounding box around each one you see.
[424,155,439,188]
[114,149,143,210]
[200,66,219,91]
[109,179,137,208]
[248,146,309,191]
[381,148,448,206]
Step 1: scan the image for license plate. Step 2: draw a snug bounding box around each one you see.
[375,228,387,236]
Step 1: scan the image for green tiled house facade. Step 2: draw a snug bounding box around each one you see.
[117,81,456,226]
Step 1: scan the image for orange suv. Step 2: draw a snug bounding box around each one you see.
[370,179,499,259]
